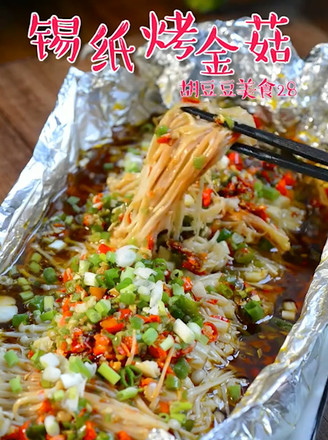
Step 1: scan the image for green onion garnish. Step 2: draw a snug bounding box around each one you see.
[29,261,41,274]
[165,374,180,390]
[44,296,54,311]
[43,267,58,284]
[243,300,264,322]
[40,311,56,322]
[86,308,102,324]
[69,357,92,379]
[262,185,280,201]
[31,252,42,263]
[12,313,28,328]
[173,357,190,380]
[52,389,65,401]
[217,228,233,242]
[142,328,158,346]
[95,299,111,317]
[234,246,254,265]
[155,125,169,137]
[130,316,144,330]
[19,291,34,302]
[116,386,139,401]
[9,376,22,393]
[4,350,19,367]
[228,384,241,402]
[193,155,206,170]
[98,362,121,385]
[160,335,174,351]
[120,290,136,305]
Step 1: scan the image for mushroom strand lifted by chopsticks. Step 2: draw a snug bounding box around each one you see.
[181,106,328,182]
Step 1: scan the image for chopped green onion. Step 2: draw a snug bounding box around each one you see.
[40,310,55,322]
[31,252,42,263]
[130,316,144,330]
[271,317,293,332]
[98,362,121,385]
[27,295,44,312]
[9,376,22,393]
[4,350,19,367]
[158,413,170,422]
[142,328,158,346]
[44,296,54,311]
[169,295,200,323]
[31,349,44,366]
[217,228,232,242]
[106,252,116,264]
[262,185,280,201]
[29,261,41,274]
[84,272,98,287]
[120,366,136,387]
[172,284,184,296]
[155,125,169,137]
[187,322,208,344]
[43,267,58,284]
[26,424,46,438]
[258,238,274,252]
[234,246,254,265]
[160,335,175,351]
[170,401,193,414]
[65,215,74,225]
[173,358,190,380]
[116,277,133,292]
[173,319,194,344]
[17,277,29,287]
[193,155,206,170]
[12,313,28,328]
[52,389,65,401]
[165,374,180,391]
[217,283,234,299]
[104,268,120,288]
[243,300,264,322]
[121,267,135,281]
[120,290,136,305]
[86,308,102,324]
[223,115,234,129]
[116,386,139,401]
[95,299,111,317]
[79,260,90,275]
[19,291,34,301]
[254,180,263,197]
[228,384,241,402]
[230,232,245,250]
[69,357,92,379]
[103,163,114,171]
[183,419,195,432]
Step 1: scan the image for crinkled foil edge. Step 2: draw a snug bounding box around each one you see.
[0,17,328,440]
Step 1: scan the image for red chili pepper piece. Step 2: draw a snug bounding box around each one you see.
[97,243,113,254]
[182,96,200,104]
[202,321,218,343]
[157,134,171,144]
[202,188,213,208]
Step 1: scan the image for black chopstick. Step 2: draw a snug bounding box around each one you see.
[231,143,328,182]
[181,106,328,167]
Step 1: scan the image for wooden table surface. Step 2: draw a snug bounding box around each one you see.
[0,20,327,439]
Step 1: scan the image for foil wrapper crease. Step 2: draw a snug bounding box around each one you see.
[0,17,328,440]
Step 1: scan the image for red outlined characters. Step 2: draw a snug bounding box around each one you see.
[140,10,198,60]
[245,13,291,63]
[194,25,239,76]
[89,20,135,73]
[28,12,81,63]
